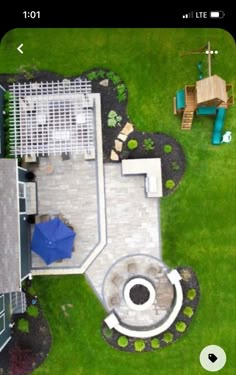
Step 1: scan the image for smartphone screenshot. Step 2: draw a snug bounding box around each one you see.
[0,7,235,375]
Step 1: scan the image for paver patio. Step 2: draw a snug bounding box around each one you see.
[86,163,162,299]
[31,154,99,269]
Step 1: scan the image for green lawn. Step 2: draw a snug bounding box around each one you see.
[0,28,235,374]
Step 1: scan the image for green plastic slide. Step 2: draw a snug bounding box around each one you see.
[211,108,226,145]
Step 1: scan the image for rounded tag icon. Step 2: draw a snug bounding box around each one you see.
[200,345,226,372]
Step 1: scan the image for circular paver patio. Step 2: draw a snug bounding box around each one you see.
[102,254,174,328]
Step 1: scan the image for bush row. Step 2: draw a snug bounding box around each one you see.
[17,305,39,333]
[87,70,127,103]
[102,271,199,352]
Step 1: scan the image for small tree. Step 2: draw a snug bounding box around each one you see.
[151,338,160,349]
[117,336,129,348]
[27,305,39,318]
[163,332,173,344]
[128,139,138,150]
[175,321,187,333]
[17,318,29,333]
[134,339,145,352]
[164,144,172,153]
[183,306,194,318]
[165,179,175,189]
[187,288,197,301]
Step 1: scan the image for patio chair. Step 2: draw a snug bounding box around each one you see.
[111,274,124,287]
[147,266,160,277]
[109,294,120,306]
[35,214,50,223]
[127,263,137,274]
[62,152,70,161]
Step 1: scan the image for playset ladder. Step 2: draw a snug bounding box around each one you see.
[181,110,194,130]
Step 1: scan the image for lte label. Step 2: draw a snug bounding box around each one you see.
[196,12,208,18]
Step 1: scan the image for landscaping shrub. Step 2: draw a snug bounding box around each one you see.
[171,161,180,171]
[143,138,155,151]
[17,65,37,80]
[117,335,129,348]
[128,139,138,150]
[106,71,121,85]
[165,179,175,189]
[175,321,187,333]
[183,306,194,318]
[27,286,36,296]
[4,91,13,102]
[187,288,197,301]
[87,71,98,80]
[116,83,127,102]
[26,305,39,318]
[164,144,172,153]
[3,91,14,158]
[97,70,105,78]
[107,110,122,127]
[163,332,173,344]
[4,117,10,130]
[7,76,17,84]
[17,318,29,333]
[9,345,34,375]
[134,339,145,352]
[151,338,160,349]
[112,75,121,85]
[104,327,113,338]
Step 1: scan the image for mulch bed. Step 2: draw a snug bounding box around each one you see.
[121,130,186,196]
[0,282,52,375]
[80,69,186,196]
[80,69,129,162]
[101,266,200,352]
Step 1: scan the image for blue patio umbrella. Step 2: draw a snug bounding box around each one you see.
[31,217,76,265]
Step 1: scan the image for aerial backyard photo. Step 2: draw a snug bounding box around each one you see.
[0,28,235,374]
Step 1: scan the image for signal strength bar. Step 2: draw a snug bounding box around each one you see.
[183,11,194,18]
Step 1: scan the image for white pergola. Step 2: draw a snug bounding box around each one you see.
[9,79,95,156]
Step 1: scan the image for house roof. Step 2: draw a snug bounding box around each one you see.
[0,159,21,294]
[196,75,228,105]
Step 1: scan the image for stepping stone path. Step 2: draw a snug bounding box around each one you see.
[99,79,109,87]
[110,149,119,161]
[115,140,123,152]
[110,122,134,161]
[61,303,74,317]
[118,133,127,142]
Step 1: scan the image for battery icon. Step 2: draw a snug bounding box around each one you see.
[210,10,225,18]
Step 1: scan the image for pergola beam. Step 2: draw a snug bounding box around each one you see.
[9,79,94,157]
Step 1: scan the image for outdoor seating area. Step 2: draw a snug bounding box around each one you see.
[30,153,100,270]
[35,212,73,227]
[9,80,95,157]
[31,217,76,265]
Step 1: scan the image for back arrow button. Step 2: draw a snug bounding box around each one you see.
[17,44,24,54]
